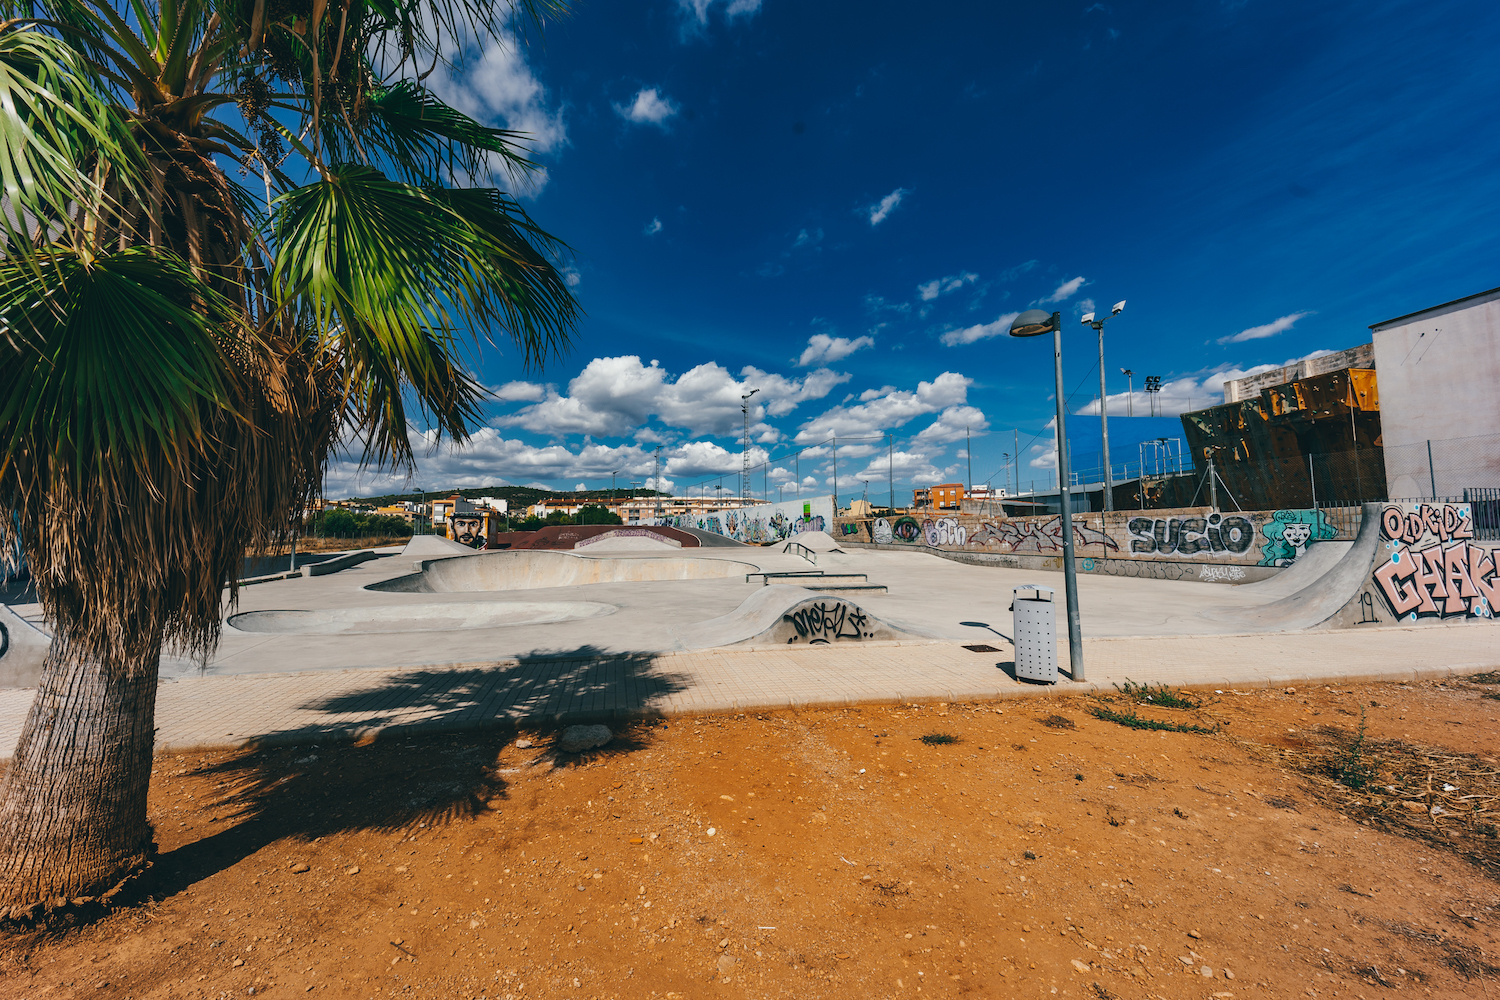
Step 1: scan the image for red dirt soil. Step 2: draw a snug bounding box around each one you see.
[3,676,1499,999]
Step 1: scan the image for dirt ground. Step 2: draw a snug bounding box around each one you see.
[4,674,1500,1000]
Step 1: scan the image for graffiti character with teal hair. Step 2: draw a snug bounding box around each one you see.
[1258,509,1337,567]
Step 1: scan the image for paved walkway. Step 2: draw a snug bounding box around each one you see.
[2,623,1496,759]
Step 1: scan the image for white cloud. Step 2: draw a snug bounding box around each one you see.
[616,87,679,126]
[494,356,848,439]
[427,32,566,193]
[644,216,663,236]
[493,380,546,402]
[1216,311,1314,345]
[793,372,973,443]
[867,188,908,226]
[917,271,978,301]
[797,333,874,367]
[679,0,763,25]
[1043,276,1086,303]
[940,312,1020,347]
[910,404,989,446]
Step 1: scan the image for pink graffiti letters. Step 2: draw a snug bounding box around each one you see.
[1373,503,1498,620]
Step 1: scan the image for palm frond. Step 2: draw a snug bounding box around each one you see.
[0,245,242,480]
[270,164,577,465]
[349,80,536,185]
[0,26,144,254]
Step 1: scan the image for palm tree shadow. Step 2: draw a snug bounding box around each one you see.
[137,646,682,904]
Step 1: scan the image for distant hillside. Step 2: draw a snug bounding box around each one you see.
[341,486,667,507]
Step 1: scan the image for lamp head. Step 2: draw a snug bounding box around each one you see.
[1009,309,1057,337]
[1079,312,1095,325]
[1111,300,1126,316]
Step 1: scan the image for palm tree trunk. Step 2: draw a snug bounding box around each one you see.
[0,638,160,921]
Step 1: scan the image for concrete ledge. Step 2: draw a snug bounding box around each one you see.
[300,550,379,577]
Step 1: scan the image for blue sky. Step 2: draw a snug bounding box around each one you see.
[327,0,1500,501]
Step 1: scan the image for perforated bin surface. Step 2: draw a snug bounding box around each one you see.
[1013,598,1057,683]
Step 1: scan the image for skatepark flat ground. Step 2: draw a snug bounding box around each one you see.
[4,537,1497,759]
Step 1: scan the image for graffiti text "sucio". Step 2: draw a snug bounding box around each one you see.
[1126,513,1255,556]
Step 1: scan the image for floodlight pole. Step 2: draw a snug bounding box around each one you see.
[1049,312,1086,681]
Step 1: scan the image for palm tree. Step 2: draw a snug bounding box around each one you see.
[0,0,578,921]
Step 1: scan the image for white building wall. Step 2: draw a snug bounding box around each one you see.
[1370,287,1500,498]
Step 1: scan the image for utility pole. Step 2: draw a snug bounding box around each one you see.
[653,446,663,520]
[1081,301,1125,512]
[741,388,759,501]
[887,433,894,511]
[1014,429,1020,496]
[831,434,838,512]
[966,425,973,503]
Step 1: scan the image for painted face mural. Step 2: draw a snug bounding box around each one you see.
[872,517,894,544]
[1257,509,1336,567]
[450,514,486,550]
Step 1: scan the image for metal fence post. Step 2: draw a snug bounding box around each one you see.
[1427,439,1437,499]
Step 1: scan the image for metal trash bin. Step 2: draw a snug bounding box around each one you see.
[1011,585,1058,684]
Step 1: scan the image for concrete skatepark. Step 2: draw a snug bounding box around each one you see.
[2,499,1497,758]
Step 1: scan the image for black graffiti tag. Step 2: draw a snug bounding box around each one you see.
[782,602,874,643]
[1126,513,1254,556]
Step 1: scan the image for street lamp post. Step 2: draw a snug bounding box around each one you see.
[1080,301,1125,512]
[1009,309,1085,682]
[1120,369,1134,418]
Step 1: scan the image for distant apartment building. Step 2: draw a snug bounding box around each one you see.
[913,483,964,510]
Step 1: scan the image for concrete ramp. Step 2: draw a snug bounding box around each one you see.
[1216,504,1383,631]
[671,584,936,649]
[790,531,843,553]
[369,548,758,594]
[401,535,475,562]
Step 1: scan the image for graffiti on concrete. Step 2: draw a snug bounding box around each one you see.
[872,518,894,544]
[923,517,967,547]
[1372,503,1498,621]
[655,498,831,544]
[1257,509,1337,567]
[970,517,1119,554]
[781,601,876,644]
[1126,512,1255,557]
[890,516,923,543]
[1199,565,1247,582]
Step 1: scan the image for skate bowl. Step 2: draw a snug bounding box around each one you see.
[228,600,617,635]
[367,549,759,594]
[672,585,937,648]
[574,529,683,551]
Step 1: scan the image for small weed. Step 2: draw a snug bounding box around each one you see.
[1265,796,1299,811]
[1336,706,1379,790]
[1041,714,1076,730]
[1090,705,1216,734]
[1074,773,1085,781]
[1092,981,1119,999]
[1106,813,1122,827]
[920,732,959,745]
[1173,807,1189,819]
[1115,680,1199,710]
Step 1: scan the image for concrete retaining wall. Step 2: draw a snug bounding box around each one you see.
[834,505,1345,581]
